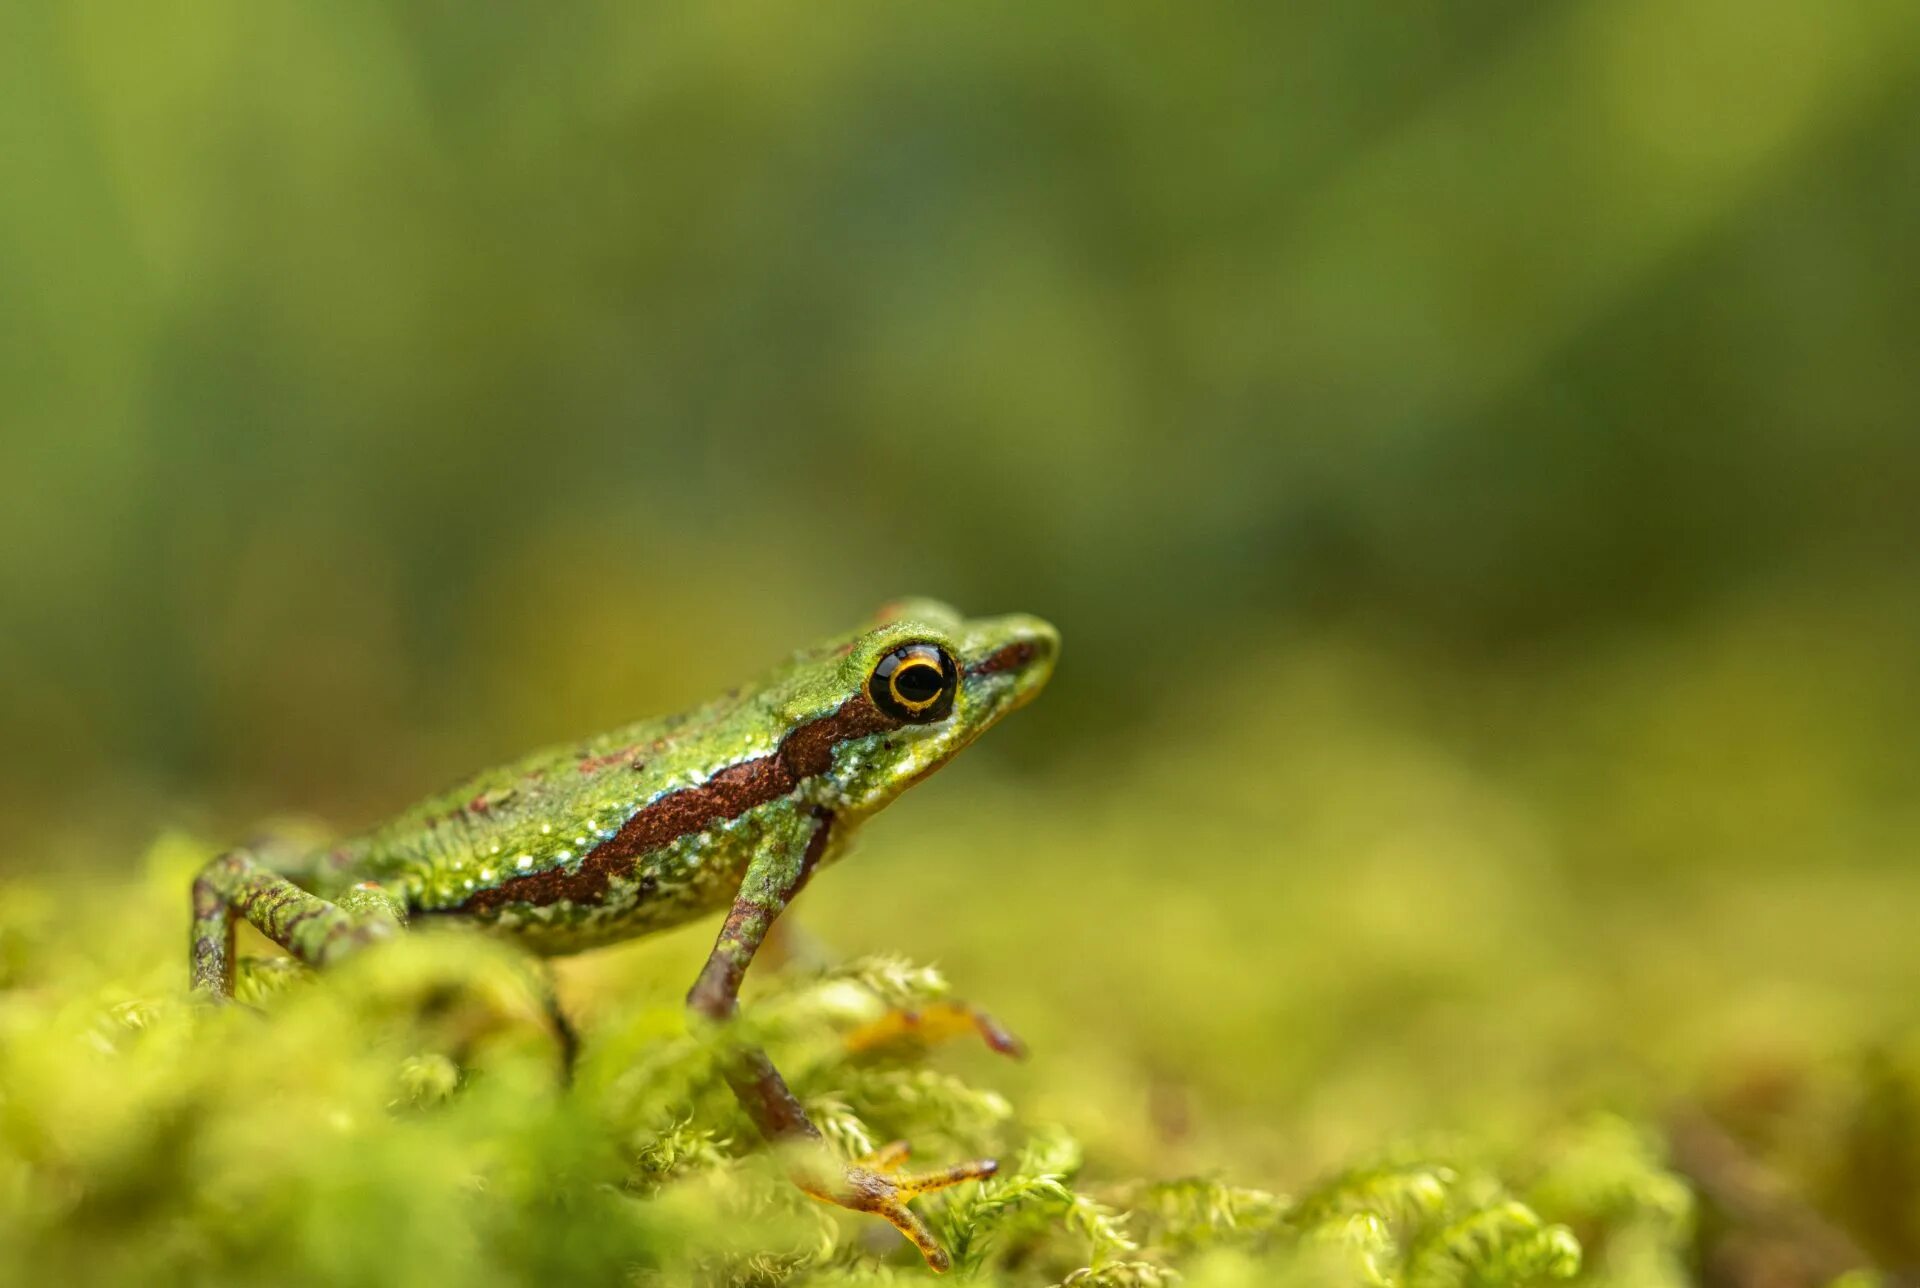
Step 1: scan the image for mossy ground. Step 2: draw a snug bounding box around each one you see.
[6,612,1919,1285]
[0,856,1642,1288]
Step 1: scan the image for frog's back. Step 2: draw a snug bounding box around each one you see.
[341,682,793,944]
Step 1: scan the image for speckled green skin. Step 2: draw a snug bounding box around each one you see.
[347,600,1051,945]
[187,599,1057,1272]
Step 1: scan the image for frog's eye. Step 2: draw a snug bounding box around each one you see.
[869,642,959,723]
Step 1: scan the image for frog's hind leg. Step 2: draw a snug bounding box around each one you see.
[528,961,580,1083]
[189,849,402,999]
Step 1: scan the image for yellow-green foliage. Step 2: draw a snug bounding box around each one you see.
[0,851,1646,1287]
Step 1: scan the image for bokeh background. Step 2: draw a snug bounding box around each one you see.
[6,1,1920,1280]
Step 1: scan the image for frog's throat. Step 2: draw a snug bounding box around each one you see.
[445,693,903,916]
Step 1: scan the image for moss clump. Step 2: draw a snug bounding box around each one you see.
[0,847,1703,1287]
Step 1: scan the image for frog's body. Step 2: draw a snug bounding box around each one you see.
[189,599,1057,1272]
[340,693,812,952]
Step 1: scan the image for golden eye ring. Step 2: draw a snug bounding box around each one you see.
[869,643,958,723]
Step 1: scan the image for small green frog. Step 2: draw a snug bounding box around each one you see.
[189,597,1058,1269]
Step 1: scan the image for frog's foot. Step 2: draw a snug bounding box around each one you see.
[798,1141,998,1272]
[842,999,1027,1060]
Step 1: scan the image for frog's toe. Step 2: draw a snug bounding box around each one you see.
[864,1139,914,1173]
[843,999,1028,1061]
[894,1156,998,1201]
[855,1140,1001,1196]
[800,1147,998,1272]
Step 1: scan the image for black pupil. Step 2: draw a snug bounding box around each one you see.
[894,660,944,703]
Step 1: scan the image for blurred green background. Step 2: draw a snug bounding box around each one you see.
[6,1,1920,1279]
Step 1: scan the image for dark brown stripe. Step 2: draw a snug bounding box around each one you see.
[968,639,1038,676]
[447,697,893,914]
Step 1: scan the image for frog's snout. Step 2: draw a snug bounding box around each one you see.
[965,614,1059,709]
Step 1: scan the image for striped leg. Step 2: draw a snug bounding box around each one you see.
[688,812,996,1272]
[189,849,401,998]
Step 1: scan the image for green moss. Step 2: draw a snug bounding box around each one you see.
[0,848,1698,1288]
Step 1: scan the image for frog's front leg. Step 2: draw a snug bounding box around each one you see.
[687,807,995,1272]
[189,848,402,998]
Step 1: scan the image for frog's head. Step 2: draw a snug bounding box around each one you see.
[790,598,1057,817]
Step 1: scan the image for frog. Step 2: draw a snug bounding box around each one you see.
[188,597,1059,1271]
